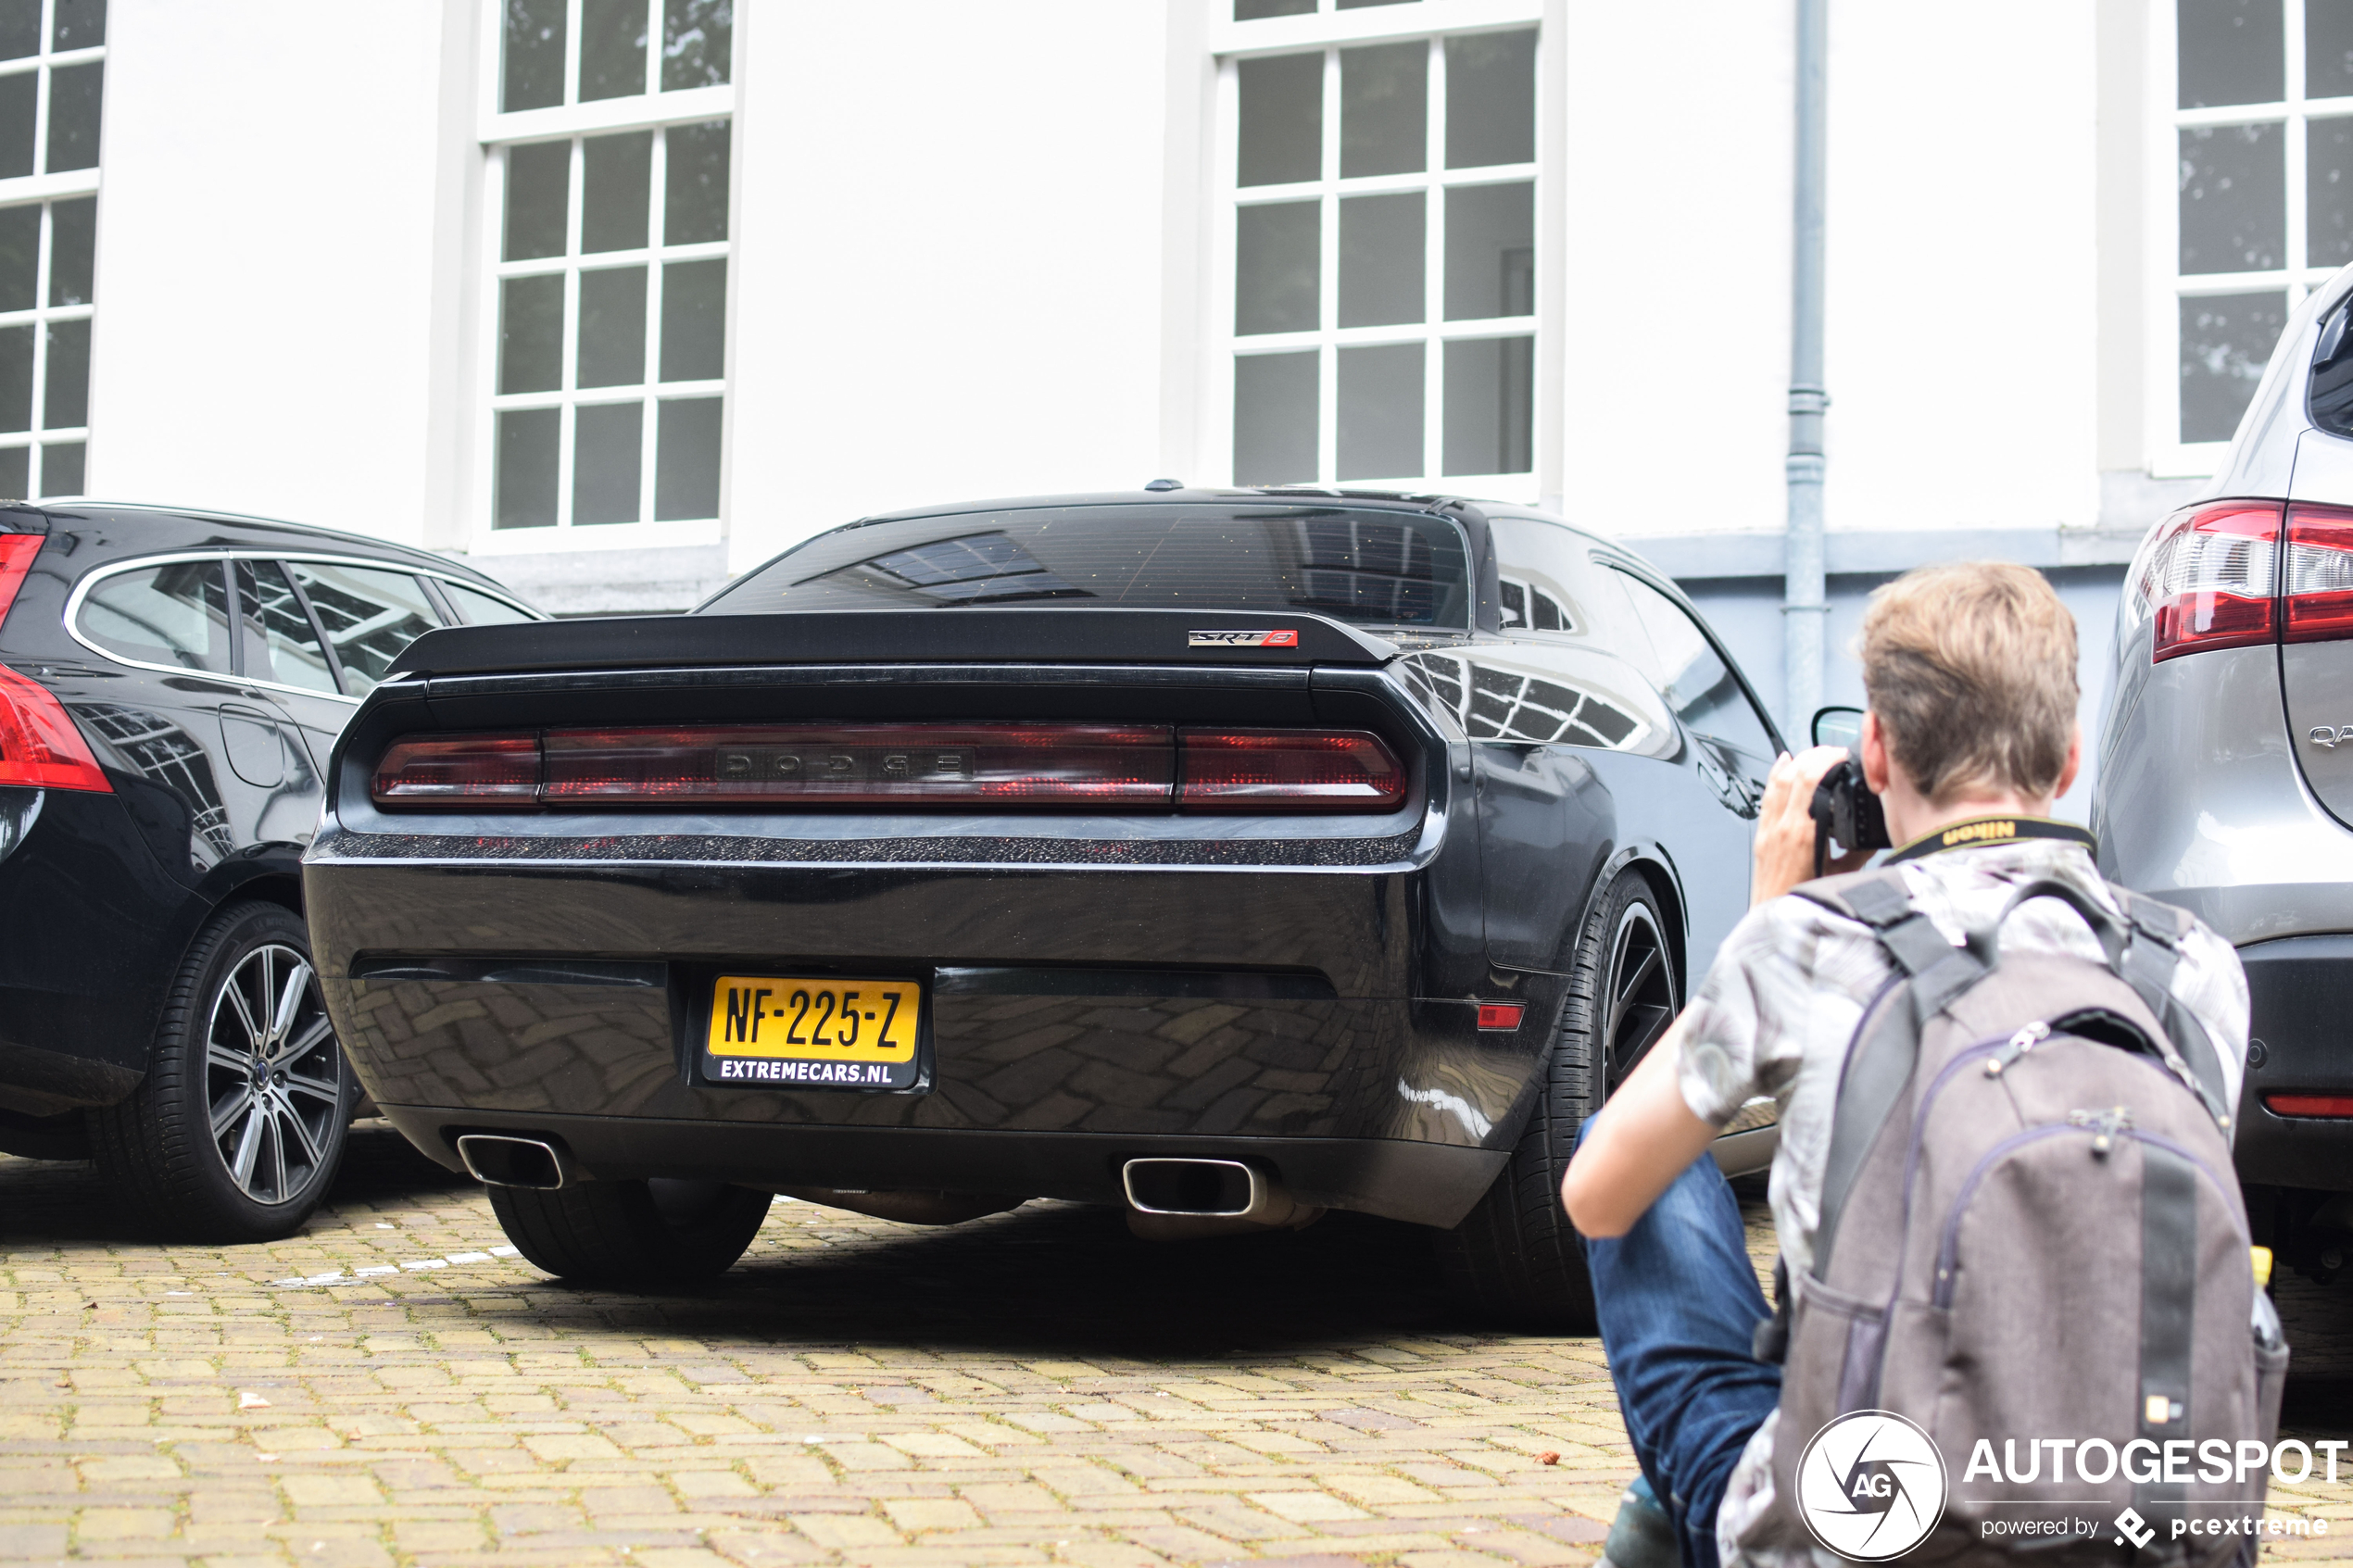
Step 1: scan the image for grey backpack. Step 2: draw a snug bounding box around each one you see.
[1739,868,2288,1566]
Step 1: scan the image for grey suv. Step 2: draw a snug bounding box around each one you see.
[2095,271,2353,1282]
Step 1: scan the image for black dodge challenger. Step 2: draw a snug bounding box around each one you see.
[304,488,1782,1325]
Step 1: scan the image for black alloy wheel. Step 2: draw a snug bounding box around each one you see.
[90,900,355,1241]
[1440,872,1680,1331]
[488,1178,774,1290]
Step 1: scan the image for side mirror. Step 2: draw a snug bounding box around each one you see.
[1811,705,1864,750]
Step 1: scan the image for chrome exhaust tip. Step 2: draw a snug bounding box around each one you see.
[1122,1157,1262,1217]
[455,1134,570,1190]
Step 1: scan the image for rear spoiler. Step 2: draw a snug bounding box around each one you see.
[385,608,1402,677]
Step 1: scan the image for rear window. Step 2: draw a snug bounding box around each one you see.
[703,504,1475,629]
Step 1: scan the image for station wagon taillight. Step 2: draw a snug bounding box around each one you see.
[372,724,1407,812]
[0,661,110,792]
[2140,501,2281,661]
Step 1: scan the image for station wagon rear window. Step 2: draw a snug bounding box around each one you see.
[706,505,1474,630]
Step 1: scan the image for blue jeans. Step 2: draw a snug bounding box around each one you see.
[1577,1119,1783,1568]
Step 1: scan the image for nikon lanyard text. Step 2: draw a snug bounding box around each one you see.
[1882,814,2097,866]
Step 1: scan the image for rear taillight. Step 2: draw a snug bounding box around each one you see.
[371,724,1407,812]
[0,662,109,792]
[372,734,539,804]
[0,532,37,629]
[1178,729,1406,810]
[540,724,1173,805]
[2138,501,2281,661]
[2284,502,2353,643]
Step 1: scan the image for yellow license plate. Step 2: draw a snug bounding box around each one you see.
[707,976,920,1064]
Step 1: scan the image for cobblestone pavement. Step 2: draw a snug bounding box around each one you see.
[1,1124,2348,1567]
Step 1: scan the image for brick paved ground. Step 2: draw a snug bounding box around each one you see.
[1,1124,2347,1567]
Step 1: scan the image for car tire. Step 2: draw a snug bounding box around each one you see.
[89,899,355,1242]
[1440,871,1680,1332]
[487,1178,774,1289]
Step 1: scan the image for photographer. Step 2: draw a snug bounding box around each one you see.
[1560,562,2248,1568]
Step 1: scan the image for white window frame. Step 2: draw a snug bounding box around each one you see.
[2149,0,2349,477]
[1209,0,1544,499]
[472,0,736,555]
[0,0,101,499]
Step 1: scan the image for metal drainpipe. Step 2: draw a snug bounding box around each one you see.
[1784,0,1830,743]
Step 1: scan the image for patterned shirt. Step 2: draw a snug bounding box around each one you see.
[1669,837,2249,1568]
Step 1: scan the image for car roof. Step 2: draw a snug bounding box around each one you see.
[20,499,518,592]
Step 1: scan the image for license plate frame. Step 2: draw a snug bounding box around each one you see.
[688,971,931,1093]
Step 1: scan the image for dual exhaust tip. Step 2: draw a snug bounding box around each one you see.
[454,1139,1317,1236]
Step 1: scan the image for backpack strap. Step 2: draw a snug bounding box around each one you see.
[1794,869,1986,1278]
[2112,889,2236,1142]
[2134,1140,2200,1556]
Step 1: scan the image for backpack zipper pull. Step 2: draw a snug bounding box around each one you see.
[2066,1105,2133,1157]
[1983,1020,2053,1077]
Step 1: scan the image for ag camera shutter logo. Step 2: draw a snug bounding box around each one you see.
[1797,1411,1949,1560]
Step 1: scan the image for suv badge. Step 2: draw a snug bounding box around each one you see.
[2310,725,2353,748]
[1189,629,1299,647]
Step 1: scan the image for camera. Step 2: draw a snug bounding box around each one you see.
[1808,706,1890,874]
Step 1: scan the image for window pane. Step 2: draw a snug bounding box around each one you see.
[0,204,35,313]
[1340,41,1426,178]
[577,265,648,387]
[78,562,232,672]
[660,257,725,381]
[2179,0,2282,108]
[1238,54,1321,187]
[1338,0,1418,6]
[0,322,30,431]
[44,319,87,428]
[47,61,101,173]
[2181,291,2288,443]
[49,195,94,306]
[1444,181,1533,320]
[1235,0,1315,16]
[503,0,566,113]
[573,401,643,524]
[580,0,648,102]
[2315,0,2353,98]
[504,141,570,261]
[285,563,443,695]
[1233,351,1317,485]
[1442,335,1532,475]
[1446,30,1536,169]
[495,407,560,528]
[664,120,730,244]
[445,583,535,625]
[1236,200,1319,335]
[655,396,724,520]
[36,441,77,496]
[51,0,101,50]
[2314,119,2353,267]
[0,2,33,58]
[662,0,731,90]
[1338,192,1423,328]
[497,274,563,395]
[582,130,652,252]
[1611,570,1772,759]
[242,561,337,696]
[2179,123,2284,272]
[0,445,24,497]
[1337,342,1422,480]
[0,72,34,180]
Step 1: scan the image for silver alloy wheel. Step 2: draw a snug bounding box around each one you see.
[202,943,340,1205]
[1602,899,1675,1092]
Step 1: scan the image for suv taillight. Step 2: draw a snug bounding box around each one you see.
[372,724,1407,812]
[0,532,38,630]
[2140,501,2282,661]
[2284,502,2353,643]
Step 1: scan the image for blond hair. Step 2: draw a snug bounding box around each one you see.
[1859,562,2078,805]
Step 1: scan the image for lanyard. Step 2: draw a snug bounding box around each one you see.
[1882,814,2097,865]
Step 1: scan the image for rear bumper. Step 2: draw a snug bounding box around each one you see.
[2234,934,2353,1192]
[377,1107,1506,1229]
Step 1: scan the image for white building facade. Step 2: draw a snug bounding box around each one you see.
[24,0,2307,793]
